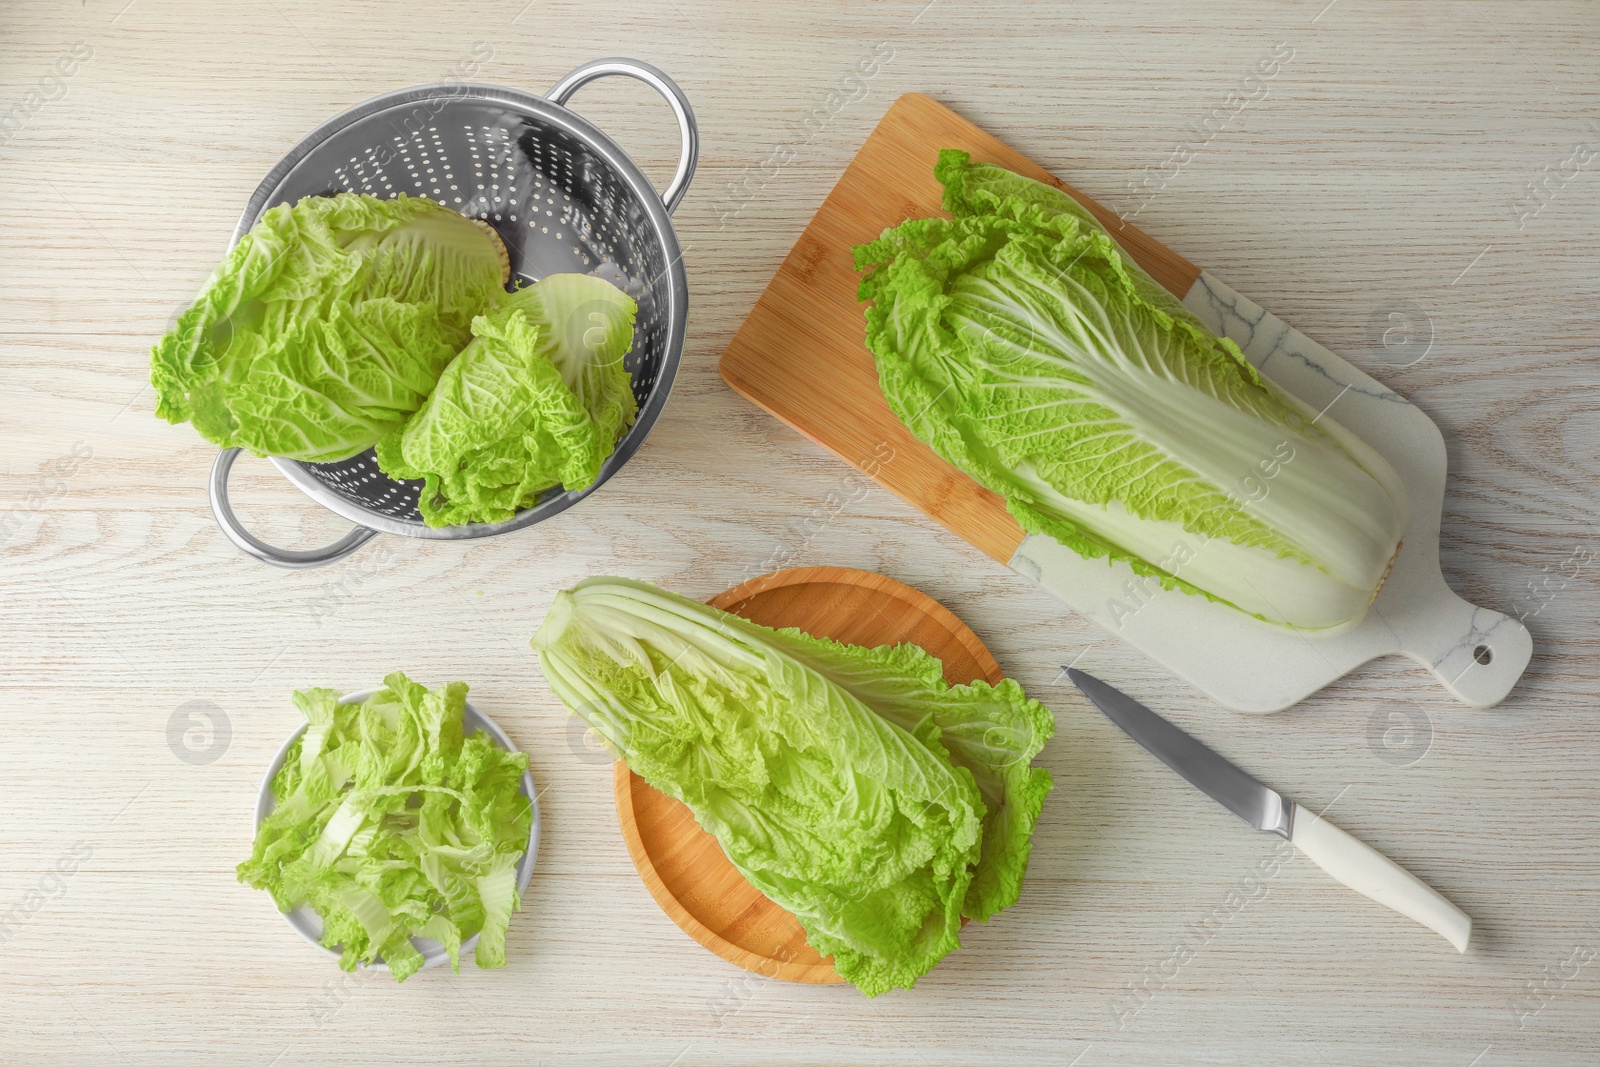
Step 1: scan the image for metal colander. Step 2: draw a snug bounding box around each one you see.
[208,58,697,568]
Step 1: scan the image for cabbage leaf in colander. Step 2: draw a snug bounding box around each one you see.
[532,577,1055,996]
[374,273,638,527]
[237,673,532,982]
[150,193,507,461]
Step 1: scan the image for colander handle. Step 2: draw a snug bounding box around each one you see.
[547,58,699,214]
[209,448,379,569]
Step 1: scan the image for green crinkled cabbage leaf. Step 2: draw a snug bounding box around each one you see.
[237,672,532,982]
[852,150,1408,630]
[753,625,1055,923]
[531,577,1054,995]
[151,193,507,461]
[374,273,638,527]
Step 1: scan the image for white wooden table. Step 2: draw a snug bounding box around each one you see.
[3,2,1598,1063]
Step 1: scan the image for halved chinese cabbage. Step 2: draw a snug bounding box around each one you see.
[151,193,507,461]
[532,577,1054,996]
[855,151,1408,630]
[374,273,637,527]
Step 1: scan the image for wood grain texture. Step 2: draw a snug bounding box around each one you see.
[3,2,1599,1065]
[720,92,1201,565]
[613,566,1002,986]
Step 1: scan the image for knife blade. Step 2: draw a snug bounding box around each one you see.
[1067,667,1472,952]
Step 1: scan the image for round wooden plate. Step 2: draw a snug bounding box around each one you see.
[612,566,1004,984]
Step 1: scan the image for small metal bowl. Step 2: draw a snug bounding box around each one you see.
[252,690,540,973]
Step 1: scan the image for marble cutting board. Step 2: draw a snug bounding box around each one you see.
[719,92,1532,712]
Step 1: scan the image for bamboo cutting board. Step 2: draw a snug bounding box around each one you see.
[719,92,1531,712]
[613,566,1000,985]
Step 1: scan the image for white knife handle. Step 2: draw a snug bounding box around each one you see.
[1291,809,1472,952]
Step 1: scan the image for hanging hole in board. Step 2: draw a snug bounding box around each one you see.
[1473,644,1493,666]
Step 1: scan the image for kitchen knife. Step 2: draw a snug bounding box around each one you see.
[1066,667,1472,952]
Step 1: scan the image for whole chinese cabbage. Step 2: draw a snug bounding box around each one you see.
[374,273,638,527]
[855,151,1408,630]
[531,577,1054,996]
[238,673,532,982]
[151,193,508,461]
